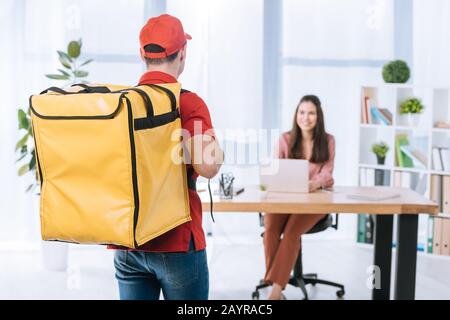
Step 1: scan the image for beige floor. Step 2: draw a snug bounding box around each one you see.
[0,236,449,300]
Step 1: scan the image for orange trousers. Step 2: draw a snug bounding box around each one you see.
[263,213,326,289]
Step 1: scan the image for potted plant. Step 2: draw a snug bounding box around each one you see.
[399,97,424,127]
[382,60,410,83]
[372,142,389,165]
[16,39,92,271]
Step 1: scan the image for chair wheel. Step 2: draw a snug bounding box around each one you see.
[252,291,260,300]
[336,289,345,298]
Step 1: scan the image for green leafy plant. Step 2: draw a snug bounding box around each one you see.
[382,60,410,83]
[372,142,389,160]
[15,108,36,191]
[400,97,424,114]
[16,39,93,191]
[45,39,92,83]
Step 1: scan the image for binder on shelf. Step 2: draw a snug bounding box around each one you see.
[359,168,367,186]
[394,171,402,187]
[357,215,366,243]
[433,217,443,255]
[440,148,450,172]
[401,172,412,189]
[442,176,450,213]
[366,168,375,186]
[442,219,450,256]
[430,175,443,212]
[417,214,429,252]
[414,173,428,195]
[432,148,444,171]
[364,214,374,244]
[427,216,434,253]
[395,134,414,168]
[374,169,385,186]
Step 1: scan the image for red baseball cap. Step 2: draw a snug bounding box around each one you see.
[140,14,192,59]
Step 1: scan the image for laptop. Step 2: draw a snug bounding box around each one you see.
[259,159,309,193]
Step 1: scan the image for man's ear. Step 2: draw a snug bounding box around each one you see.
[140,53,147,64]
[179,44,187,62]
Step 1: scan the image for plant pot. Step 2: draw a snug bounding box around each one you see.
[41,241,69,271]
[376,156,386,165]
[406,113,420,127]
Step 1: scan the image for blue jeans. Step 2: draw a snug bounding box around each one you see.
[113,239,209,300]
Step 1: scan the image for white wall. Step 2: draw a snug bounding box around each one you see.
[413,0,450,87]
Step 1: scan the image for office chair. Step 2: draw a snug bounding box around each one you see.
[252,213,345,300]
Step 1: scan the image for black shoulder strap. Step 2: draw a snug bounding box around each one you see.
[181,89,191,94]
[187,167,196,191]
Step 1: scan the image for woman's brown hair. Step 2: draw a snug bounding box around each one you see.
[287,95,330,163]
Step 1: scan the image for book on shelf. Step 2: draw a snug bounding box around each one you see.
[361,96,369,124]
[395,134,414,168]
[435,121,450,129]
[367,98,374,124]
[399,145,427,169]
[370,107,392,125]
[432,148,444,171]
[379,108,393,125]
[361,96,393,125]
[370,106,392,126]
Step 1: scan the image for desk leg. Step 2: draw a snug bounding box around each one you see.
[372,215,393,300]
[394,214,418,300]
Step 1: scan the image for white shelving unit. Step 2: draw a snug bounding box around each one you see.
[357,84,450,253]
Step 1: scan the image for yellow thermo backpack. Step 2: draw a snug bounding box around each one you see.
[30,83,191,248]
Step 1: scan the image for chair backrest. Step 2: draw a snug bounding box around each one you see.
[306,214,338,234]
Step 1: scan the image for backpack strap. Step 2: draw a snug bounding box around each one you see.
[187,167,196,191]
[72,83,111,94]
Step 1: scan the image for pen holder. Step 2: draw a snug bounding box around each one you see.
[219,173,234,199]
